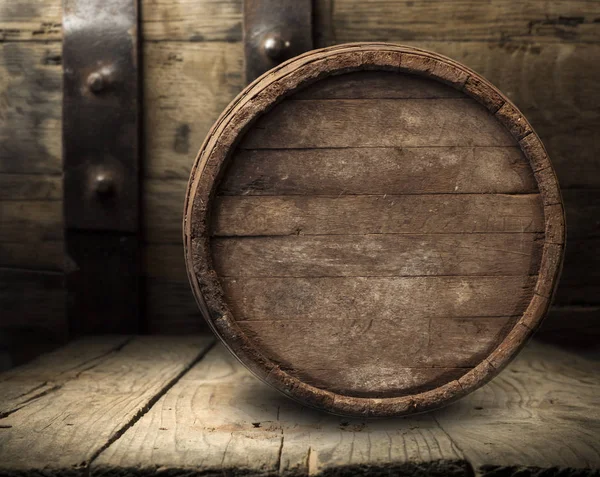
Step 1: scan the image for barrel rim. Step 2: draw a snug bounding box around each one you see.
[183,42,565,417]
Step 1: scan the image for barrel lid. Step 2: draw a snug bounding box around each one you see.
[184,43,565,417]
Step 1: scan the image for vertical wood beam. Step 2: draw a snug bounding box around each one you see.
[62,0,141,334]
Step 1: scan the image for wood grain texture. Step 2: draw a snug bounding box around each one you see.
[220,147,537,196]
[239,316,518,397]
[143,41,242,179]
[294,70,466,99]
[0,269,65,335]
[93,344,468,475]
[240,99,516,149]
[435,342,600,470]
[212,234,543,277]
[4,0,599,43]
[0,336,130,416]
[91,341,600,475]
[326,0,600,44]
[221,276,536,321]
[0,199,62,270]
[0,336,214,470]
[0,0,242,42]
[0,42,62,175]
[212,194,544,236]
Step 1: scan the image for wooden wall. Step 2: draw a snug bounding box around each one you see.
[1,0,598,339]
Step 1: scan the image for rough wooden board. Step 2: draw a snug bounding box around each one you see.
[143,41,242,179]
[0,42,62,175]
[221,276,536,321]
[0,0,242,42]
[220,147,536,196]
[0,173,61,200]
[0,269,65,336]
[212,234,543,277]
[0,198,63,270]
[4,0,599,43]
[238,317,517,396]
[93,341,600,474]
[0,336,130,416]
[0,200,62,242]
[0,241,63,271]
[293,70,465,99]
[93,344,467,475]
[327,0,600,44]
[0,336,215,470]
[240,99,516,149]
[0,0,62,41]
[212,194,544,236]
[435,342,600,470]
[145,279,204,334]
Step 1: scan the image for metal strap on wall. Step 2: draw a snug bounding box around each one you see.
[244,0,313,83]
[63,0,141,334]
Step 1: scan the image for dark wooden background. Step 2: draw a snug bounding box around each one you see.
[1,0,598,352]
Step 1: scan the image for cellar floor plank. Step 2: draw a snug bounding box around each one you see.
[0,336,598,476]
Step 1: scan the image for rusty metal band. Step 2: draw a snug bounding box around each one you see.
[63,0,141,334]
[244,0,313,83]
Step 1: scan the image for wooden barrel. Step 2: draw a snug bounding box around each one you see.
[183,43,565,417]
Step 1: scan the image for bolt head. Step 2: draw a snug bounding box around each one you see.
[87,71,105,93]
[94,173,114,196]
[262,35,290,61]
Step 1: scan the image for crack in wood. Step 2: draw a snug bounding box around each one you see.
[86,339,217,470]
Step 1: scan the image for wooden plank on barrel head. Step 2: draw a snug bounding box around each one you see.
[238,316,517,396]
[0,336,215,470]
[93,344,468,475]
[212,234,543,278]
[220,147,536,195]
[293,71,465,99]
[222,276,536,321]
[212,194,544,236]
[0,336,131,416]
[240,99,516,149]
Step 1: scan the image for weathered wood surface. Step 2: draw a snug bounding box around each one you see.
[185,48,562,415]
[212,195,544,236]
[3,0,600,43]
[0,269,65,335]
[90,340,599,475]
[221,147,537,196]
[0,336,130,416]
[213,234,543,277]
[241,99,516,149]
[239,316,519,396]
[222,276,536,320]
[326,0,600,44]
[0,336,215,470]
[1,0,598,338]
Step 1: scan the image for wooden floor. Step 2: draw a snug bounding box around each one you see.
[0,336,598,476]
